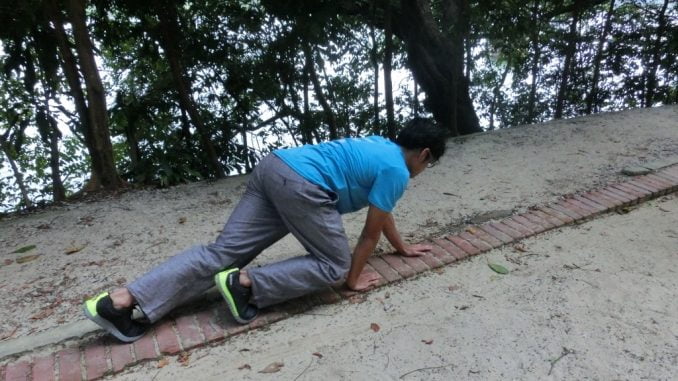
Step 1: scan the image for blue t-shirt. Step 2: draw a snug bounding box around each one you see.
[274,136,410,214]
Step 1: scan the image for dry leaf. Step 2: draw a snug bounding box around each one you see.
[238,364,251,370]
[422,339,433,345]
[259,361,284,374]
[30,308,55,320]
[4,259,14,266]
[465,226,478,234]
[348,294,366,304]
[513,244,527,252]
[178,352,190,367]
[12,245,36,254]
[312,352,323,359]
[370,323,380,332]
[384,292,391,299]
[64,245,86,255]
[16,254,41,264]
[178,216,187,224]
[0,327,18,340]
[157,358,170,368]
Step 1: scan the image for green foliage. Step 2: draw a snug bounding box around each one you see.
[0,0,676,212]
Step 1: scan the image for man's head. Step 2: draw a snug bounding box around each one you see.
[395,118,447,177]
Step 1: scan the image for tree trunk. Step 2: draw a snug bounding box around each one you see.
[392,0,481,136]
[413,80,420,116]
[554,0,583,119]
[644,0,669,108]
[0,139,32,209]
[370,24,380,130]
[585,0,615,114]
[154,1,225,178]
[527,0,542,123]
[66,0,123,189]
[304,44,338,140]
[383,4,396,140]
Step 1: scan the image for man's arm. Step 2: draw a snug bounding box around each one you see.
[383,213,432,257]
[345,205,388,291]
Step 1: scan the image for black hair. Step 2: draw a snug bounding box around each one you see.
[395,118,447,161]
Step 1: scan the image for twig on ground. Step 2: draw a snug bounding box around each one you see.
[548,347,574,376]
[399,364,454,379]
[294,358,314,381]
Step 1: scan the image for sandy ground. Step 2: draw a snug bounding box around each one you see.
[0,105,676,343]
[109,192,678,381]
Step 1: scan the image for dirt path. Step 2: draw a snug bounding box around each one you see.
[0,105,676,343]
[111,193,678,380]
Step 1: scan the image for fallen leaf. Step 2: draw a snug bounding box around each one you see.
[12,245,36,254]
[448,285,460,292]
[488,263,509,275]
[370,323,380,332]
[465,227,478,234]
[30,308,55,320]
[36,223,51,230]
[16,254,42,264]
[239,348,251,352]
[513,244,527,252]
[259,361,284,374]
[238,364,251,370]
[312,352,323,359]
[384,292,390,299]
[157,358,170,368]
[422,339,433,345]
[4,259,14,266]
[178,352,190,367]
[178,216,187,224]
[64,244,86,255]
[348,294,366,304]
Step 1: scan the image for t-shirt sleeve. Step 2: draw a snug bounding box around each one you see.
[368,167,409,212]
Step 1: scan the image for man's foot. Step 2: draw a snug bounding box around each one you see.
[214,268,258,324]
[83,292,148,343]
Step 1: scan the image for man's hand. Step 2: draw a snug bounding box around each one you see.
[347,271,381,291]
[398,243,433,257]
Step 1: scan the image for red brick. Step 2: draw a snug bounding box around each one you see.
[521,212,556,230]
[195,308,225,343]
[609,184,645,201]
[416,251,444,269]
[489,221,523,239]
[367,256,402,282]
[558,199,596,217]
[507,216,542,234]
[175,315,204,350]
[620,182,654,199]
[381,254,417,278]
[315,287,342,304]
[57,348,82,381]
[549,203,584,220]
[84,344,108,381]
[466,227,504,247]
[432,238,467,260]
[248,309,288,330]
[133,331,158,361]
[460,231,496,250]
[652,172,678,186]
[109,343,134,373]
[657,169,678,182]
[537,206,573,224]
[626,179,660,195]
[223,319,252,337]
[571,194,607,212]
[32,355,55,381]
[501,218,534,236]
[583,191,621,208]
[631,177,663,193]
[478,224,513,244]
[426,241,457,264]
[601,187,634,203]
[446,235,481,255]
[599,188,632,206]
[155,320,181,354]
[645,174,675,191]
[5,361,30,381]
[400,255,430,274]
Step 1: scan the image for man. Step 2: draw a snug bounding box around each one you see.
[83,118,446,342]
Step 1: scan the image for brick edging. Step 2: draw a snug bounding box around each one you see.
[2,165,677,380]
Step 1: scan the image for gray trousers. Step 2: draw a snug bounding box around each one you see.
[128,154,351,323]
